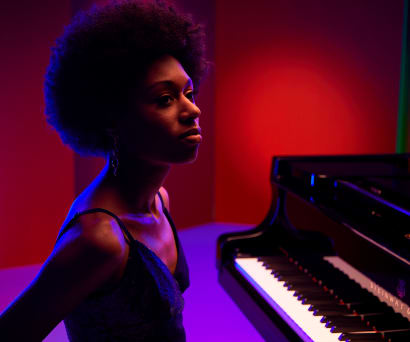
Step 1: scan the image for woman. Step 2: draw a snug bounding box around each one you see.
[0,1,208,341]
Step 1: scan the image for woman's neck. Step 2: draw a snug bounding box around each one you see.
[90,158,170,216]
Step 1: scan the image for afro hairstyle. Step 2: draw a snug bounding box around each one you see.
[44,0,208,156]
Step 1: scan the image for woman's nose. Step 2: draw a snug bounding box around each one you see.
[180,96,201,121]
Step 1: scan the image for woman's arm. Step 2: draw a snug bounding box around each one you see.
[0,215,126,342]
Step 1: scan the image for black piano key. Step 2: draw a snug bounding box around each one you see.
[308,303,347,310]
[383,329,410,341]
[283,279,318,288]
[313,308,352,316]
[297,259,338,278]
[271,269,302,276]
[262,263,295,272]
[332,288,379,303]
[297,292,334,301]
[322,314,372,333]
[309,303,352,316]
[322,312,409,333]
[329,322,373,333]
[314,278,372,300]
[293,288,329,296]
[286,283,323,291]
[258,256,292,269]
[301,297,340,305]
[258,256,289,263]
[326,280,371,293]
[338,332,383,341]
[295,291,334,302]
[347,302,394,315]
[275,274,311,282]
[305,266,384,314]
[322,315,364,325]
[366,314,410,331]
[302,261,366,293]
[263,265,298,273]
[340,299,384,314]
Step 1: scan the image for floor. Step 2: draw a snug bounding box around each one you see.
[0,223,265,342]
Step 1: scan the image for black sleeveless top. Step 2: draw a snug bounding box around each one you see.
[56,193,190,342]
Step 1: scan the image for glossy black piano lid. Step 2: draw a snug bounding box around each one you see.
[272,153,409,198]
[349,176,410,211]
[272,153,410,261]
[271,153,410,307]
[272,153,410,180]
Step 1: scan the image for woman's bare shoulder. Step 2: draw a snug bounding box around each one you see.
[0,213,127,341]
[56,211,127,258]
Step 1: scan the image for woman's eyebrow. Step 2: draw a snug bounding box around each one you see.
[147,79,193,91]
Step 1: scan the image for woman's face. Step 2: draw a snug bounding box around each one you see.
[119,55,202,165]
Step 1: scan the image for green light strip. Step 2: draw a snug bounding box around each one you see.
[396,0,409,153]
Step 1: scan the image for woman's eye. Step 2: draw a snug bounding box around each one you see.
[157,95,174,106]
[185,91,195,103]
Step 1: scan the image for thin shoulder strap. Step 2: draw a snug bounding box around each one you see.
[157,191,178,236]
[55,208,136,245]
[157,191,171,223]
[157,191,166,211]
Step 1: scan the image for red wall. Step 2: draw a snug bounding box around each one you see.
[1,0,406,269]
[215,0,404,224]
[0,0,74,268]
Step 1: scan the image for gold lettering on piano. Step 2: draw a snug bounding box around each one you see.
[368,280,410,318]
[324,257,410,321]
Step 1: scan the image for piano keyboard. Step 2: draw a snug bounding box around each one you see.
[235,257,342,342]
[235,255,410,342]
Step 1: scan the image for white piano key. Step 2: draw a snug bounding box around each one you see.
[235,257,342,342]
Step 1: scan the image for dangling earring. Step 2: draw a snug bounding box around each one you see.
[110,133,120,177]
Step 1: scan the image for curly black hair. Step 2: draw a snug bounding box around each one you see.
[45,0,208,156]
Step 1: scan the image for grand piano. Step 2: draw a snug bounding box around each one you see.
[217,154,410,342]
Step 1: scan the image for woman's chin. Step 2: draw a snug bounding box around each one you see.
[171,147,200,164]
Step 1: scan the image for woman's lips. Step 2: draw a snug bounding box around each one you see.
[182,134,202,144]
[179,127,201,139]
